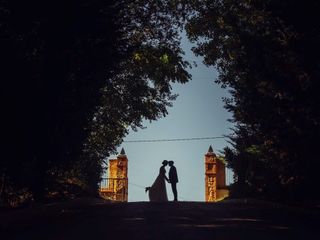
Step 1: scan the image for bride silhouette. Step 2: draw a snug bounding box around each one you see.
[145,160,169,202]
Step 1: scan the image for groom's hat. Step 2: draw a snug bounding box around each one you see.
[168,160,174,164]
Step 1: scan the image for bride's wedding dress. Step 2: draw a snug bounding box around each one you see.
[147,166,168,202]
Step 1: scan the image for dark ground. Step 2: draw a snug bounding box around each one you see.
[1,198,319,240]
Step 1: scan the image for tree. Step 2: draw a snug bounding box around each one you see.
[186,0,320,203]
[1,0,190,205]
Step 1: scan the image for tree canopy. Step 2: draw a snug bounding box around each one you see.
[2,0,319,206]
[186,0,320,203]
[1,0,190,205]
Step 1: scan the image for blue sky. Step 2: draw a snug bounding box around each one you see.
[109,34,234,202]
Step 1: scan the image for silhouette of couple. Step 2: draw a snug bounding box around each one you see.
[145,160,178,202]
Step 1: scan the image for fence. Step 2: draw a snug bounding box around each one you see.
[99,178,128,202]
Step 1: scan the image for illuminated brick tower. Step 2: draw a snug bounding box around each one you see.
[205,145,217,202]
[205,145,228,202]
[100,148,128,202]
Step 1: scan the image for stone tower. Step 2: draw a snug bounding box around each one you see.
[205,145,228,202]
[101,148,128,202]
[205,145,217,202]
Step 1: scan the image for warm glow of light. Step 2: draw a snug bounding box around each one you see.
[205,149,229,202]
[99,154,128,202]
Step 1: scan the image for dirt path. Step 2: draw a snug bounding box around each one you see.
[1,199,319,240]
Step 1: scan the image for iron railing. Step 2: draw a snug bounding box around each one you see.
[99,178,128,202]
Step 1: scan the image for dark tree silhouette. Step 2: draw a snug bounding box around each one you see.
[186,0,320,204]
[1,0,190,205]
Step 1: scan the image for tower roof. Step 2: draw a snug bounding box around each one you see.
[120,148,126,155]
[208,145,214,153]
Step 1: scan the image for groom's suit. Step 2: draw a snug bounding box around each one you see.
[169,165,178,201]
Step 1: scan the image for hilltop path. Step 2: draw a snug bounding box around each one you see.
[1,198,319,240]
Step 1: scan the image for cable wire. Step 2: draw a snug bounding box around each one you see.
[124,136,227,143]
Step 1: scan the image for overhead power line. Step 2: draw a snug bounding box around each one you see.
[123,136,227,143]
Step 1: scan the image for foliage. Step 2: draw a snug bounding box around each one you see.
[1,0,190,205]
[186,0,320,203]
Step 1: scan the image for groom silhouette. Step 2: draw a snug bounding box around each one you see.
[168,160,178,201]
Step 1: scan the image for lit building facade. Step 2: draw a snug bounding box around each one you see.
[205,145,228,202]
[100,148,128,202]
